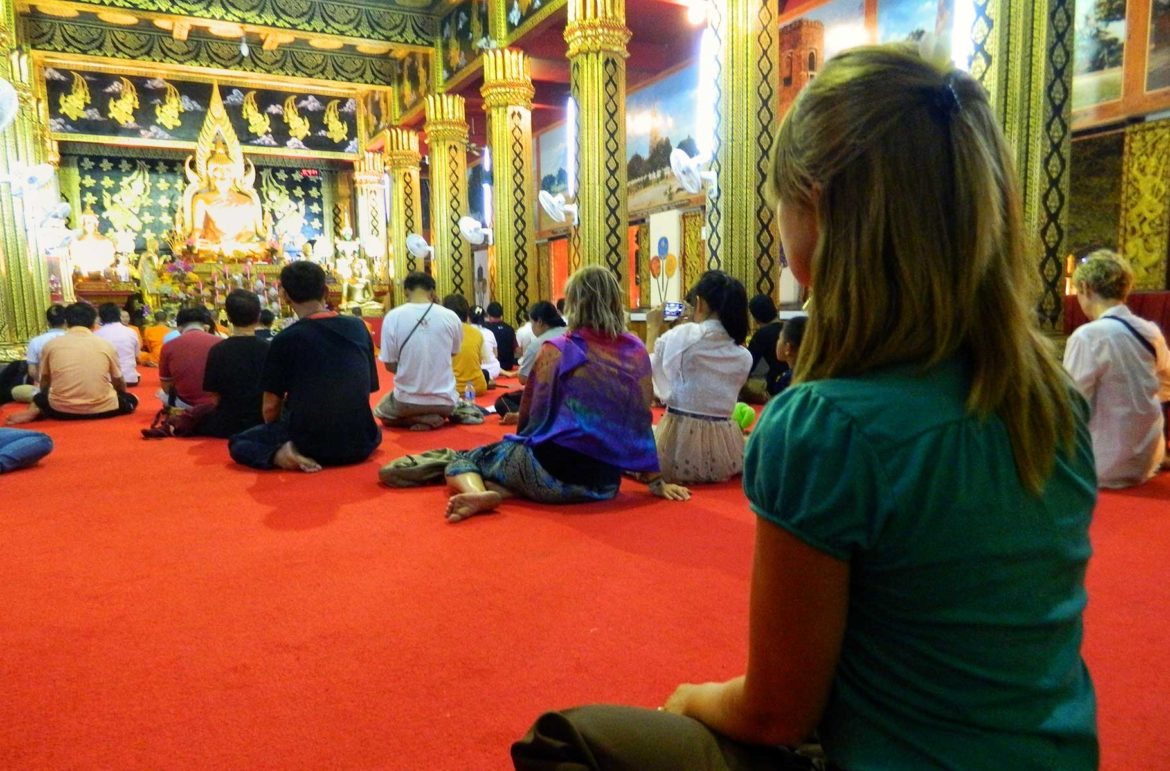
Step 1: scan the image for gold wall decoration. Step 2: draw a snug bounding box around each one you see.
[968,0,1073,329]
[635,221,649,307]
[324,99,348,144]
[155,80,183,129]
[383,127,424,285]
[425,93,473,302]
[102,159,152,231]
[107,75,138,126]
[482,47,536,322]
[565,0,630,295]
[1118,120,1170,290]
[283,95,310,141]
[682,210,704,298]
[59,70,90,120]
[704,0,779,297]
[242,91,270,137]
[0,10,52,358]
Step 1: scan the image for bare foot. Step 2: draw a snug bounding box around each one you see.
[499,412,518,425]
[5,409,39,425]
[446,491,502,523]
[274,441,323,473]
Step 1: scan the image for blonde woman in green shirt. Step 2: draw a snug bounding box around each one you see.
[513,45,1098,771]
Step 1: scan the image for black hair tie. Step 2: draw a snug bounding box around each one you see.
[934,73,961,116]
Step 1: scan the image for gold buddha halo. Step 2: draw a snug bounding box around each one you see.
[35,3,79,18]
[96,11,139,26]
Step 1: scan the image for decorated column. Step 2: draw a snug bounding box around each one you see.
[424,94,473,301]
[383,127,425,284]
[481,48,536,323]
[704,0,780,298]
[352,150,388,281]
[966,0,1073,330]
[565,0,631,292]
[0,9,52,359]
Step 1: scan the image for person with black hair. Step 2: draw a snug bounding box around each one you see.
[648,270,753,484]
[443,294,490,396]
[230,261,381,471]
[773,315,808,394]
[95,302,141,387]
[6,302,138,423]
[198,289,269,438]
[471,305,503,383]
[255,309,276,342]
[483,301,519,371]
[158,306,220,410]
[6,305,68,404]
[743,294,788,400]
[374,271,463,430]
[494,301,567,422]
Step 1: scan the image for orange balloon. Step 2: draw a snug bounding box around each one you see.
[665,254,678,277]
[649,256,662,278]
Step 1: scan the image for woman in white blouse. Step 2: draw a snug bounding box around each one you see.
[649,271,754,483]
[1063,250,1170,488]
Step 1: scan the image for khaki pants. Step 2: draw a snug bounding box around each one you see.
[374,391,455,428]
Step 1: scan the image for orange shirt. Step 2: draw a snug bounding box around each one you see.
[142,324,170,365]
[40,327,120,414]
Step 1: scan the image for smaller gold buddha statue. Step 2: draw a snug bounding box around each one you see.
[68,206,117,276]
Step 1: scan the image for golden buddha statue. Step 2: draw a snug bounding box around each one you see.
[68,206,117,276]
[175,84,269,260]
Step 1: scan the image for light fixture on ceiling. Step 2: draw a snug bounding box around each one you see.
[240,35,250,58]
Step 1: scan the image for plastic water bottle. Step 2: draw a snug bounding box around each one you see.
[464,382,475,403]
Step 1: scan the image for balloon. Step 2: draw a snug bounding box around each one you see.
[0,79,17,134]
[657,236,669,258]
[732,402,756,431]
[665,254,678,278]
[649,256,661,278]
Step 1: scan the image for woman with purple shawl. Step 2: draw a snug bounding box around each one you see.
[442,266,692,522]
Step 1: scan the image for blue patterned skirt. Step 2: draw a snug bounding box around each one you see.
[444,440,619,504]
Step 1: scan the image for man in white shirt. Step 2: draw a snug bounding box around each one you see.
[95,303,141,387]
[374,271,463,430]
[1063,250,1170,488]
[10,304,68,403]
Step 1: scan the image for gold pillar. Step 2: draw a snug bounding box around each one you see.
[1117,121,1170,291]
[424,94,473,301]
[353,150,389,281]
[482,48,537,322]
[704,0,780,298]
[384,127,425,284]
[0,15,52,359]
[565,0,631,294]
[967,0,1073,329]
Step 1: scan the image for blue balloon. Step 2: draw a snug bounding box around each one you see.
[657,236,669,258]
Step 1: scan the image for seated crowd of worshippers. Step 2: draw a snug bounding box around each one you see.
[2,252,1167,504]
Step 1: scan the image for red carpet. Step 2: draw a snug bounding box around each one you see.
[0,368,1166,769]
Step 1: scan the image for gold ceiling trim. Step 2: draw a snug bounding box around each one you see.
[18,0,436,54]
[34,51,392,97]
[49,130,359,160]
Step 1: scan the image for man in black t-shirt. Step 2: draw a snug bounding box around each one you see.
[229,262,381,472]
[199,289,269,438]
[482,302,519,371]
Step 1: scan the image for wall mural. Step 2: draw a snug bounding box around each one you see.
[66,151,327,253]
[778,0,868,117]
[361,90,396,140]
[1149,0,1170,92]
[1072,0,1127,111]
[439,0,489,83]
[876,0,954,43]
[626,63,703,215]
[46,68,359,155]
[395,52,433,117]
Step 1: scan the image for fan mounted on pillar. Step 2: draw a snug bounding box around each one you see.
[458,216,493,246]
[538,191,579,226]
[669,149,717,199]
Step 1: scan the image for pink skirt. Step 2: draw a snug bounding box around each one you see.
[654,409,745,484]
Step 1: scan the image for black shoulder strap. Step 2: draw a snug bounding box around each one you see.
[398,303,433,354]
[1103,316,1156,358]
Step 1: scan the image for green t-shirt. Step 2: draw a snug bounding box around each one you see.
[743,359,1098,770]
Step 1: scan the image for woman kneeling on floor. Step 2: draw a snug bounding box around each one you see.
[383,265,691,522]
